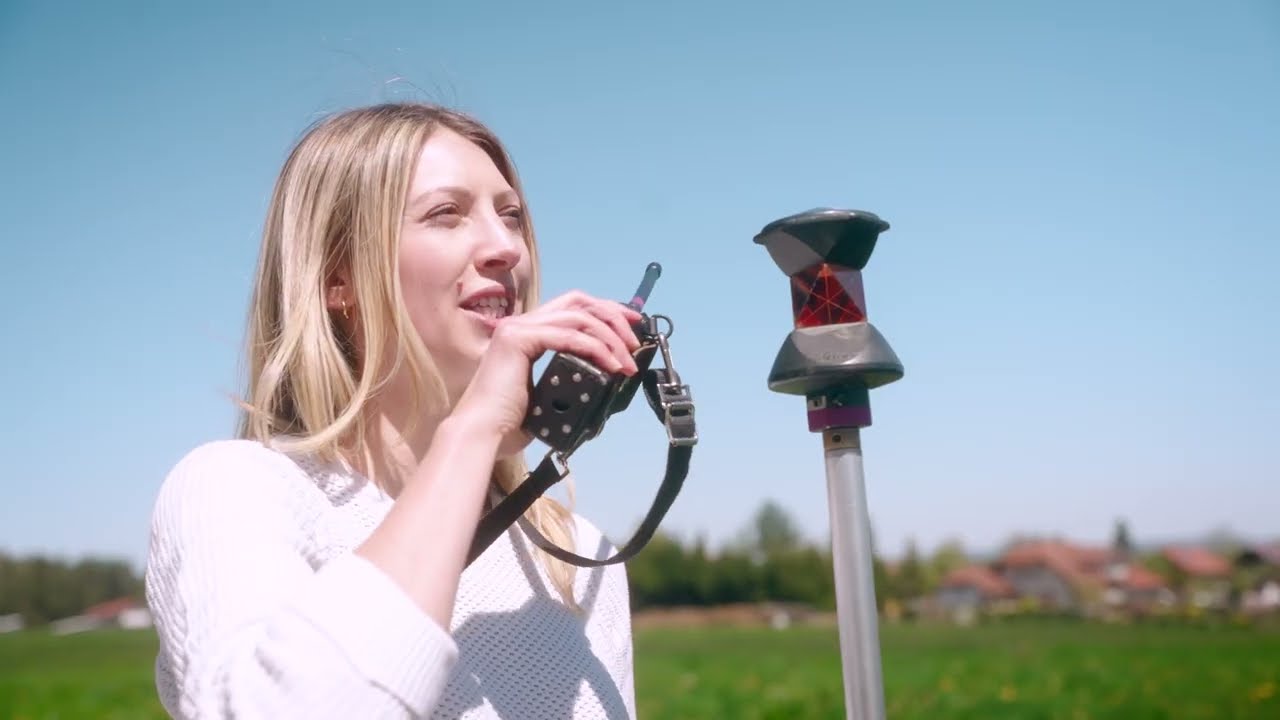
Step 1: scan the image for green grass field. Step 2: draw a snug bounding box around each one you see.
[1,620,1276,718]
[635,619,1279,719]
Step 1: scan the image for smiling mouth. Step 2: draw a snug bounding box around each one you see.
[462,295,512,322]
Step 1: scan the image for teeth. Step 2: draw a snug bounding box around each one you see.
[464,295,510,319]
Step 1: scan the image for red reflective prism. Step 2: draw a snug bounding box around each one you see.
[790,263,867,328]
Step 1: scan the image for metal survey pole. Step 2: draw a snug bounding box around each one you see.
[754,208,903,720]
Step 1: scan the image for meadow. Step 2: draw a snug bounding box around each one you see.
[1,619,1276,719]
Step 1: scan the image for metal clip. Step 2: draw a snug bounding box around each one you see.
[651,315,681,386]
[549,450,572,477]
[653,330,697,447]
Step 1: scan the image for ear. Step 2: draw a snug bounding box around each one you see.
[325,263,354,313]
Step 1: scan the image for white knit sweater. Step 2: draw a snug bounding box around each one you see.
[144,439,636,719]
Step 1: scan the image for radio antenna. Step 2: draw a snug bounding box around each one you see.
[626,262,663,311]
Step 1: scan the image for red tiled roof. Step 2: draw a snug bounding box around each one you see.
[1163,546,1231,578]
[1120,564,1168,591]
[941,564,1015,598]
[992,540,1179,599]
[83,597,142,620]
[997,540,1113,589]
[1072,546,1114,568]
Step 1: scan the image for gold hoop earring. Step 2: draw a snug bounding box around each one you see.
[341,300,350,320]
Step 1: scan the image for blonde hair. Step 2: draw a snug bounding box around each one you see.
[235,102,579,607]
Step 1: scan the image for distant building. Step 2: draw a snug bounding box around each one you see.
[929,539,1175,619]
[49,596,152,635]
[0,614,24,633]
[933,565,1017,623]
[992,540,1108,611]
[1162,546,1233,609]
[924,535,1278,621]
[1101,559,1170,612]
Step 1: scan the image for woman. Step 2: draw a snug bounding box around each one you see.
[145,102,644,719]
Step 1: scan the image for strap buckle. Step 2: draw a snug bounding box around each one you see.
[652,318,698,448]
[658,383,698,447]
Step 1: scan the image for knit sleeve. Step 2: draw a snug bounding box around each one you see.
[144,440,458,719]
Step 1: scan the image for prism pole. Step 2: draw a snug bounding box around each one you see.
[753,209,903,720]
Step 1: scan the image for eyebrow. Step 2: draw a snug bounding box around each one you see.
[408,185,519,211]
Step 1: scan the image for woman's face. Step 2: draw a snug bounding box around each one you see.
[396,127,532,400]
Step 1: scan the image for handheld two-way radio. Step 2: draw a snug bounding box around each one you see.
[466,262,697,567]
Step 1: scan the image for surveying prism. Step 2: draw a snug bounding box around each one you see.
[754,208,903,720]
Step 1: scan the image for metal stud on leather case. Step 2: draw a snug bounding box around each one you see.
[522,353,613,453]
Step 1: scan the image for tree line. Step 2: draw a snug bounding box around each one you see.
[1,499,968,625]
[626,500,969,612]
[0,552,143,625]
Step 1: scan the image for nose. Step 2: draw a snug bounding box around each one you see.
[474,213,523,272]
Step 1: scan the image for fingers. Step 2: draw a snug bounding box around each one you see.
[494,317,624,375]
[528,309,638,374]
[545,325,624,375]
[541,290,643,352]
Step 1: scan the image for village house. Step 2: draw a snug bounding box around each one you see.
[925,539,1180,621]
[990,539,1173,615]
[0,613,24,633]
[1161,545,1234,610]
[932,564,1017,623]
[49,596,152,635]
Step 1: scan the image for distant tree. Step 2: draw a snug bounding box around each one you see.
[706,547,764,605]
[895,538,927,601]
[627,532,703,608]
[741,499,802,562]
[688,534,718,604]
[872,551,891,612]
[762,546,835,609]
[1112,518,1134,559]
[0,552,143,625]
[1142,552,1187,597]
[926,538,968,588]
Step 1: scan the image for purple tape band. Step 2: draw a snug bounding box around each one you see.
[807,404,871,432]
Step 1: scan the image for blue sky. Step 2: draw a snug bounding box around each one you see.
[2,0,1277,570]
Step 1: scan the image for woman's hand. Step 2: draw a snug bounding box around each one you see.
[451,290,644,454]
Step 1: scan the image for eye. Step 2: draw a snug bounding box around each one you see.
[423,203,462,225]
[500,206,524,229]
